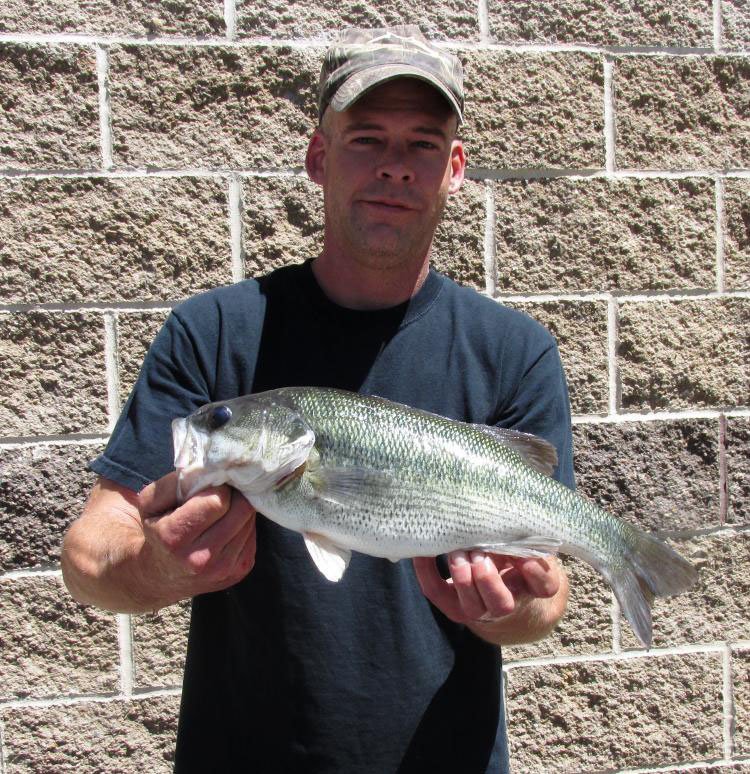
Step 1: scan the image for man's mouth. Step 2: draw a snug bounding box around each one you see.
[360,199,416,211]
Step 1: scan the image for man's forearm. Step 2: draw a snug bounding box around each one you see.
[61,511,181,614]
[62,475,257,614]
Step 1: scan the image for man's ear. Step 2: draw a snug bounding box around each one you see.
[447,139,466,195]
[305,129,326,186]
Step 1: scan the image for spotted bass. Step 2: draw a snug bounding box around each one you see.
[172,386,698,647]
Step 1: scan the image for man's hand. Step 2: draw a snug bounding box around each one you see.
[138,472,257,603]
[413,550,568,646]
[61,473,257,613]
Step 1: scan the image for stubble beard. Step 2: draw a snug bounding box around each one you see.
[327,189,449,272]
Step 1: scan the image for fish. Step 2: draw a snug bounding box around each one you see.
[172,386,698,648]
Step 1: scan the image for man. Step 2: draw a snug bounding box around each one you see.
[62,27,572,772]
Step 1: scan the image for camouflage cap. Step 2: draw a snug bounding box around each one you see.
[317,26,464,124]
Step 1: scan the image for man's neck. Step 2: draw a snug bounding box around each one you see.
[311,252,431,311]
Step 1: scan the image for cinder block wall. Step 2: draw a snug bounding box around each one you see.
[1,1,748,771]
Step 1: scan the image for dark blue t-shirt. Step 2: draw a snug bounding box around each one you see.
[92,261,575,773]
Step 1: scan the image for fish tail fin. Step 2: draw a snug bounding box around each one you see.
[602,529,698,649]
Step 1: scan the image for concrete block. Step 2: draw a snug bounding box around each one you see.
[1,695,179,772]
[0,575,118,700]
[236,0,479,40]
[505,652,724,771]
[132,602,190,689]
[619,532,750,648]
[0,43,99,169]
[0,177,232,304]
[0,442,103,572]
[723,0,750,50]
[726,416,750,525]
[242,175,323,277]
[116,311,171,405]
[461,52,604,169]
[0,312,108,436]
[724,178,750,291]
[505,301,609,415]
[615,56,750,169]
[573,419,721,531]
[432,178,486,290]
[109,45,320,168]
[494,177,715,293]
[0,0,224,35]
[617,298,750,411]
[488,0,713,46]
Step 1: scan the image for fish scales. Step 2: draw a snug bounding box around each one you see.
[274,388,588,553]
[271,391,546,548]
[172,386,698,647]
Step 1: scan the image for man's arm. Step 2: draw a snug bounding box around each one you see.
[61,473,256,613]
[413,550,568,646]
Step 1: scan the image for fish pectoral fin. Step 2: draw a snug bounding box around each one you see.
[473,536,563,558]
[472,425,558,477]
[303,532,352,582]
[307,465,396,506]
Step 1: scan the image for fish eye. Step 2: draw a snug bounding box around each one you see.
[208,405,232,430]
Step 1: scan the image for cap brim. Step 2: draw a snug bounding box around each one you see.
[329,64,463,124]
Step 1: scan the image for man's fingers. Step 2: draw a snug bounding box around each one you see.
[516,557,560,599]
[448,551,486,620]
[220,516,257,578]
[183,492,256,575]
[412,557,465,622]
[142,485,233,553]
[469,551,515,618]
[138,471,181,518]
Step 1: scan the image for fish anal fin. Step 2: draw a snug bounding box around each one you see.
[473,536,563,559]
[473,425,558,477]
[303,532,352,582]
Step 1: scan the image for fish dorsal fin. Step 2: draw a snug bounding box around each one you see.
[473,425,558,477]
[303,532,352,582]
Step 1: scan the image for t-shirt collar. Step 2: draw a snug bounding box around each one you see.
[299,259,444,329]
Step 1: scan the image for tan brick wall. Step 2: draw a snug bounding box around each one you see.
[0,2,747,772]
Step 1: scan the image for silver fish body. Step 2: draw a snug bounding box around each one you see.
[173,386,698,647]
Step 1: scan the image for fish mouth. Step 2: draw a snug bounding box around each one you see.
[172,417,226,501]
[172,417,194,469]
[171,417,295,502]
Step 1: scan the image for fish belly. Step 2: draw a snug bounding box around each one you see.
[246,467,585,563]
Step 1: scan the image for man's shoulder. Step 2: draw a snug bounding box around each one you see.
[435,271,555,346]
[171,263,305,326]
[171,278,260,321]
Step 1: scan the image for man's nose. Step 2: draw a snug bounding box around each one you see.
[376,150,414,182]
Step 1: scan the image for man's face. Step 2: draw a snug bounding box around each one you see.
[306,78,466,271]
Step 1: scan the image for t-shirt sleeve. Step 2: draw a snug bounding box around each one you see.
[89,311,213,492]
[496,340,576,491]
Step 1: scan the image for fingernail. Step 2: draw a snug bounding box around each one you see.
[470,550,486,565]
[451,550,469,566]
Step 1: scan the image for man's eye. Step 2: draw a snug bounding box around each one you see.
[414,141,438,150]
[353,136,378,144]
